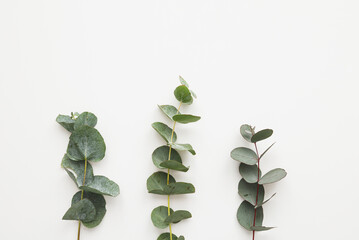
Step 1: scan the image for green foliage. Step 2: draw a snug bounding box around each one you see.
[231,124,286,238]
[57,111,119,234]
[148,76,199,239]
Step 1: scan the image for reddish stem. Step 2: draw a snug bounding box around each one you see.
[252,143,260,240]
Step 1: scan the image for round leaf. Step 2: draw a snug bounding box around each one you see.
[56,114,75,132]
[67,126,106,162]
[231,147,258,165]
[259,168,287,184]
[74,112,97,130]
[239,163,261,184]
[237,201,264,231]
[80,175,120,197]
[157,233,178,240]
[174,85,193,104]
[147,171,175,195]
[240,124,253,142]
[238,179,264,206]
[63,199,96,222]
[251,129,273,143]
[158,105,180,120]
[72,191,106,228]
[164,210,192,224]
[152,146,182,169]
[151,206,174,229]
[152,122,177,143]
[172,114,201,124]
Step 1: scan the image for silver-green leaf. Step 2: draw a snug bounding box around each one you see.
[239,163,261,184]
[172,114,201,124]
[237,201,264,231]
[238,179,264,206]
[158,105,180,120]
[74,112,97,130]
[147,172,175,194]
[240,124,253,142]
[56,114,75,132]
[80,176,120,197]
[152,146,182,169]
[67,126,106,162]
[63,199,96,222]
[160,160,189,172]
[259,168,287,184]
[251,129,273,143]
[157,233,178,240]
[164,210,192,224]
[151,206,174,229]
[231,147,258,165]
[152,122,177,143]
[172,143,196,155]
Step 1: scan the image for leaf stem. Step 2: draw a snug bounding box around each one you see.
[253,143,260,240]
[77,157,88,240]
[167,101,182,240]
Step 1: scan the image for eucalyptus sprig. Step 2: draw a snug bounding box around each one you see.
[231,124,287,240]
[56,112,120,240]
[147,76,200,240]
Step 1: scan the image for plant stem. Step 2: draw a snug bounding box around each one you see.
[167,102,182,240]
[77,157,88,240]
[252,143,260,240]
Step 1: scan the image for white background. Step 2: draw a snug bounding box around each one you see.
[1,0,359,239]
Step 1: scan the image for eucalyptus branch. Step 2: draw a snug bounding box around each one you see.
[231,124,287,240]
[147,76,200,240]
[56,112,120,240]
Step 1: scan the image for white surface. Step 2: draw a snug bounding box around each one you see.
[1,0,359,239]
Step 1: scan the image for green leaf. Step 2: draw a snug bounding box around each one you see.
[255,193,276,209]
[152,146,182,169]
[240,124,253,142]
[260,142,275,159]
[250,226,275,231]
[164,210,192,224]
[74,112,97,130]
[251,129,273,143]
[164,182,195,195]
[61,154,94,186]
[178,236,185,240]
[237,201,264,231]
[231,147,258,165]
[158,105,180,120]
[172,114,201,124]
[56,114,75,132]
[160,160,189,172]
[147,172,175,194]
[239,163,261,184]
[174,85,193,104]
[238,179,264,206]
[179,76,189,87]
[63,199,96,222]
[67,126,106,162]
[151,206,174,229]
[152,122,177,143]
[72,191,106,228]
[172,143,196,155]
[259,168,287,184]
[157,233,178,240]
[80,176,120,197]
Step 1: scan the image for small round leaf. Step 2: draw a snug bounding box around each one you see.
[239,163,261,184]
[152,146,182,169]
[231,147,258,165]
[174,85,193,104]
[151,206,174,229]
[147,172,176,195]
[63,199,96,222]
[157,233,178,240]
[240,124,253,142]
[74,112,97,130]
